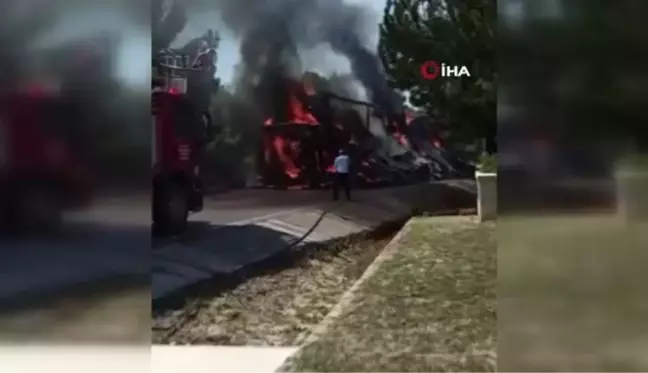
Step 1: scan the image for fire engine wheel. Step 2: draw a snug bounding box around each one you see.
[153,182,188,236]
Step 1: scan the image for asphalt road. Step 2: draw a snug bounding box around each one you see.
[2,188,334,298]
[0,188,333,343]
[196,189,332,225]
[0,182,476,344]
[2,182,475,302]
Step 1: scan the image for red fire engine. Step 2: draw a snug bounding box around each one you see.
[0,81,92,232]
[151,55,216,235]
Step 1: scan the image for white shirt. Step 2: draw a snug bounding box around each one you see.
[334,154,350,174]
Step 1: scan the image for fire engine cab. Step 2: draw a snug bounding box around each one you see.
[152,54,215,235]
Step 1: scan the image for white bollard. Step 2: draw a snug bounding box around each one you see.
[476,171,497,221]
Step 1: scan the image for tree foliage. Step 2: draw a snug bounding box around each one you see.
[500,0,648,152]
[380,0,496,150]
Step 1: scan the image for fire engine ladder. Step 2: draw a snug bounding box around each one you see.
[153,50,208,95]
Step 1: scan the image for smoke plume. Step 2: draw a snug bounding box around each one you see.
[153,0,187,51]
[155,0,405,187]
[181,0,394,114]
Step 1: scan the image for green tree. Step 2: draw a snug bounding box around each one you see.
[380,0,496,152]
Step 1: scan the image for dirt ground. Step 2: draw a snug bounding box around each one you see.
[153,232,396,346]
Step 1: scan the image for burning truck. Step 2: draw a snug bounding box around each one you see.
[256,74,473,189]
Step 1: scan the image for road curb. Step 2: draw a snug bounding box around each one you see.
[276,218,417,372]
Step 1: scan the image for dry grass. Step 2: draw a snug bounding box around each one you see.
[285,216,496,372]
[154,234,394,346]
[498,215,648,371]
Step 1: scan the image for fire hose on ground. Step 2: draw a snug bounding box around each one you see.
[153,202,340,342]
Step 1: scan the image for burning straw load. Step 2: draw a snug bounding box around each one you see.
[257,73,464,189]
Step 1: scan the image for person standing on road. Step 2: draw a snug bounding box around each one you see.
[333,149,351,201]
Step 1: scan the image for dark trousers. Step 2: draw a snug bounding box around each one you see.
[332,173,351,201]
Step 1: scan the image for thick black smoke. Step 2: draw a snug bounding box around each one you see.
[157,0,403,188]
[182,0,395,114]
[153,0,187,51]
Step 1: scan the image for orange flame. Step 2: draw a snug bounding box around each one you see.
[288,93,318,125]
[261,78,321,183]
[272,136,300,179]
